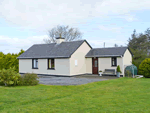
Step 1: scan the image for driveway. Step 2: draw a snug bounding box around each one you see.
[38,75,118,85]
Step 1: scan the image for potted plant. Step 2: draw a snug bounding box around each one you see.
[99,70,102,76]
[116,65,122,77]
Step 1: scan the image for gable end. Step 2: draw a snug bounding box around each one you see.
[122,48,133,57]
[69,40,92,58]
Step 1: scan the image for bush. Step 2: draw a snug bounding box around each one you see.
[0,67,21,86]
[139,58,150,78]
[18,73,39,86]
[116,65,122,73]
[0,81,4,86]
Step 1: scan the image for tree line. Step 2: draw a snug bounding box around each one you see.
[128,28,150,72]
[0,49,24,73]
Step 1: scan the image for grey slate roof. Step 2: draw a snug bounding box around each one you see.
[17,40,87,59]
[86,47,129,57]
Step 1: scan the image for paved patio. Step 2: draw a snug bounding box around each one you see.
[38,74,118,85]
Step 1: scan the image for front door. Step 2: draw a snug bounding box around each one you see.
[92,57,98,74]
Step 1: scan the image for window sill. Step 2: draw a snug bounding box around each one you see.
[47,68,55,70]
[111,65,117,67]
[32,68,38,69]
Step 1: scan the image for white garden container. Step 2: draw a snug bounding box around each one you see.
[99,72,102,76]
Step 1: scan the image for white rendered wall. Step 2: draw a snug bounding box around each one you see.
[98,57,124,76]
[70,41,92,75]
[19,58,70,76]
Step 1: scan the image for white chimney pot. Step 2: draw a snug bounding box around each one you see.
[56,37,65,44]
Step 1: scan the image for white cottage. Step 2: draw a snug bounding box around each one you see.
[17,37,133,77]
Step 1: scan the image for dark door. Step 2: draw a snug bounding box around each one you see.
[92,57,98,74]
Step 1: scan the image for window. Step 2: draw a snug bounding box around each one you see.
[94,60,98,67]
[48,59,55,69]
[75,60,78,66]
[111,57,117,66]
[32,59,38,69]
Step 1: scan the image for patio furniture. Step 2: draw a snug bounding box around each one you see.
[103,69,116,75]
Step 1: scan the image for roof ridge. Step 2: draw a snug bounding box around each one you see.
[62,40,85,43]
[93,46,127,49]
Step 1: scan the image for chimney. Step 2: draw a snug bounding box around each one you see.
[56,37,65,44]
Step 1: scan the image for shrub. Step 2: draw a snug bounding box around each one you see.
[0,81,4,86]
[0,67,21,86]
[125,70,132,78]
[139,58,150,78]
[18,73,39,86]
[99,70,102,72]
[116,65,122,73]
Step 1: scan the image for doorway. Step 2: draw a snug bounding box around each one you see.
[92,57,98,74]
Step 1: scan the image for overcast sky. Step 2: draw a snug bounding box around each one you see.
[0,0,150,54]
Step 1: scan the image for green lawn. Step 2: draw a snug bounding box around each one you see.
[0,78,150,113]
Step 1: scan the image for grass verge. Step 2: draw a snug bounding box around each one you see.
[0,78,150,113]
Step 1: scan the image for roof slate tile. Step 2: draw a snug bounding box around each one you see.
[17,40,85,59]
[85,47,128,57]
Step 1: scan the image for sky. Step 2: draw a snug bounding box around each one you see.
[0,0,150,54]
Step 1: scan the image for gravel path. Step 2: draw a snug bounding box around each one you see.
[38,76,108,85]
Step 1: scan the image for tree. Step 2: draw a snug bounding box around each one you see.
[44,25,83,43]
[0,49,25,73]
[145,28,150,39]
[145,28,150,55]
[127,29,150,73]
[128,29,150,53]
[18,49,25,56]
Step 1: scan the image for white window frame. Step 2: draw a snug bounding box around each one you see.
[32,59,38,69]
[48,59,55,69]
[111,57,117,66]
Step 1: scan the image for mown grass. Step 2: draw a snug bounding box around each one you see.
[0,78,150,113]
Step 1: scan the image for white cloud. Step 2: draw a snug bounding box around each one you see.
[0,0,150,30]
[0,35,49,54]
[116,14,138,22]
[95,0,150,14]
[0,0,149,54]
[99,25,122,33]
